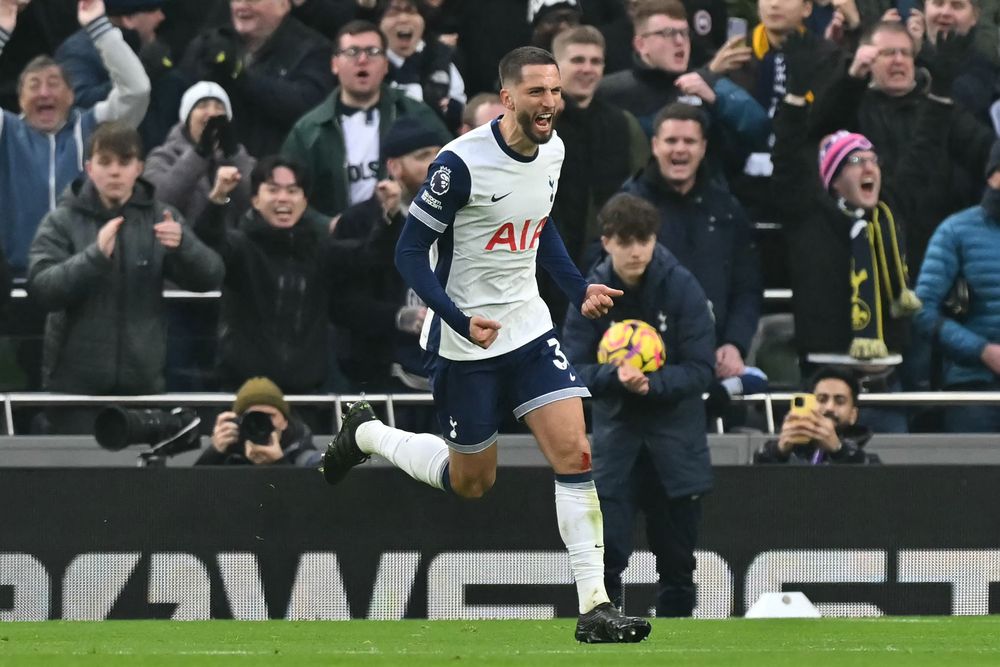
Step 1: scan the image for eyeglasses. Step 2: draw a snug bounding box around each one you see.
[876,47,913,58]
[641,26,690,40]
[845,154,879,167]
[336,46,386,60]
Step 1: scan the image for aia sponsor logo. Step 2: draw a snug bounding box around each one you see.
[484,217,547,252]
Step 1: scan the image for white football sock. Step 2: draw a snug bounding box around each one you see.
[356,421,450,491]
[555,478,612,614]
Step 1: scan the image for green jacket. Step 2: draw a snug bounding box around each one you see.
[281,85,450,217]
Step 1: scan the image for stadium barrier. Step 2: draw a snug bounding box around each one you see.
[1,466,997,620]
[3,391,999,435]
[4,433,1000,466]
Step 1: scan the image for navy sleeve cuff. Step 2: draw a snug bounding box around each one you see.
[395,216,470,339]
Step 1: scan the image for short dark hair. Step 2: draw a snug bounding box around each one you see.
[251,155,311,195]
[861,20,915,49]
[809,366,861,405]
[552,24,606,59]
[633,0,687,29]
[87,121,143,160]
[652,102,708,137]
[335,19,387,51]
[18,56,68,95]
[498,46,558,88]
[599,193,660,241]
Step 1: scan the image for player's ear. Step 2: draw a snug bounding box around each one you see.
[499,88,515,110]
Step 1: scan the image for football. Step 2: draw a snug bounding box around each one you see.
[597,319,665,373]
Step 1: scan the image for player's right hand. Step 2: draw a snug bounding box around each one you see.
[469,315,501,349]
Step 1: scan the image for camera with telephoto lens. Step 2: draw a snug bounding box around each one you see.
[93,407,202,466]
[235,410,276,446]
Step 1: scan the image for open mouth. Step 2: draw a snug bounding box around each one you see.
[669,157,690,167]
[356,69,371,82]
[534,112,553,132]
[396,28,415,42]
[860,178,876,195]
[273,205,295,222]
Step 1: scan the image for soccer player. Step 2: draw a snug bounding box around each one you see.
[323,46,652,643]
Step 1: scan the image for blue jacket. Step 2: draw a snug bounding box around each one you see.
[0,108,97,275]
[622,165,762,355]
[562,244,716,499]
[914,205,1000,386]
[0,17,150,275]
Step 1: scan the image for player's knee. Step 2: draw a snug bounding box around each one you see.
[450,470,496,499]
[551,438,593,474]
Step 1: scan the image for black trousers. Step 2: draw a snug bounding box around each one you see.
[599,447,703,617]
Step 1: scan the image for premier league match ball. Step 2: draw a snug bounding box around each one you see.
[597,319,665,373]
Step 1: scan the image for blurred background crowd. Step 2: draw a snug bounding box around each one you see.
[0,0,998,437]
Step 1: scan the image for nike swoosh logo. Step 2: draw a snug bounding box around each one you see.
[570,374,576,381]
[491,192,512,202]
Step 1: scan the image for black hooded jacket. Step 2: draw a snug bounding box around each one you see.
[195,203,352,392]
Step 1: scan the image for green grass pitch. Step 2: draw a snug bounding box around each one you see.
[1,617,999,666]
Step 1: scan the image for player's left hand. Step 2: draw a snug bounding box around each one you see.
[154,209,183,249]
[581,284,623,319]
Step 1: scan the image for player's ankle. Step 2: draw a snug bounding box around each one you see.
[355,420,381,454]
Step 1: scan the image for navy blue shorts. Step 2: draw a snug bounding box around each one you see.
[431,330,590,453]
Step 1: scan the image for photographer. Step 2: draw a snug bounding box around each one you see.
[196,376,321,466]
[144,81,255,226]
[753,367,880,464]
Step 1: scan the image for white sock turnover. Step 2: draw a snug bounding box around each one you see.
[555,478,612,614]
[355,421,450,491]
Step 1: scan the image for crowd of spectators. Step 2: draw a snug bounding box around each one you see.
[0,0,998,435]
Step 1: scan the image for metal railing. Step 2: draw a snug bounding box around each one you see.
[3,391,999,436]
[0,392,437,436]
[9,288,796,303]
[732,392,1000,434]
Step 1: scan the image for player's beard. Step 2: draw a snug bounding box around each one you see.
[516,107,557,145]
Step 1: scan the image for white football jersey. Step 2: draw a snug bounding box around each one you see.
[406,118,564,361]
